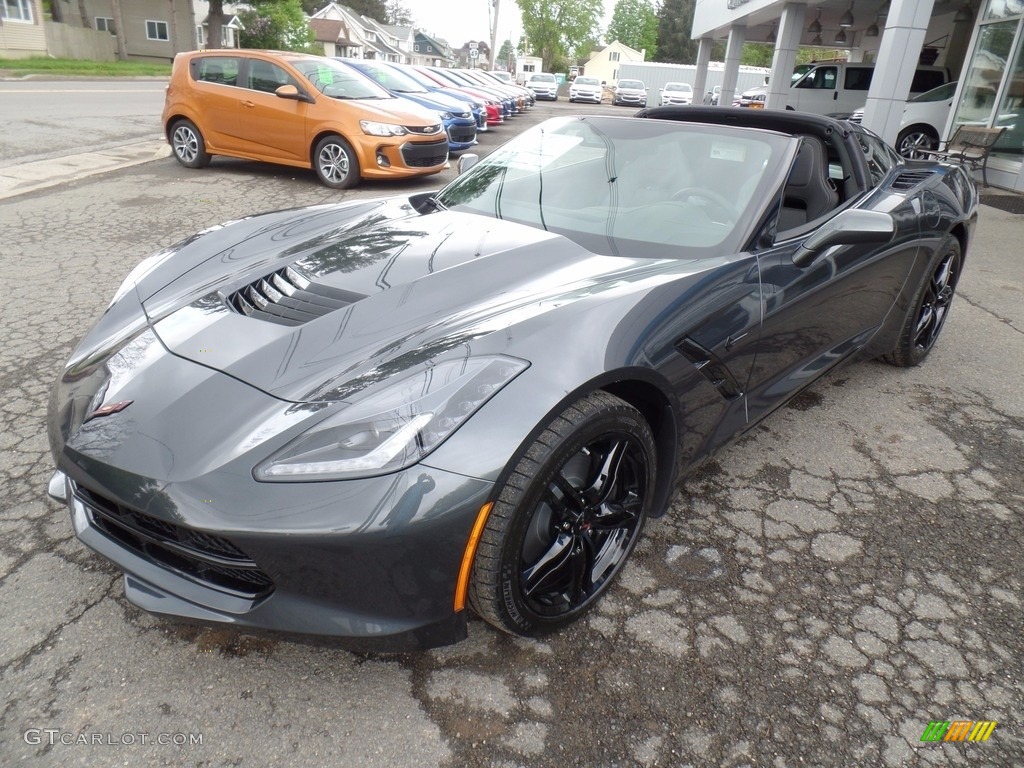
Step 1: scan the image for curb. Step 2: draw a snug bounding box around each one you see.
[0,140,171,201]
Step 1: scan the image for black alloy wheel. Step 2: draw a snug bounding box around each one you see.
[884,238,962,367]
[470,392,656,636]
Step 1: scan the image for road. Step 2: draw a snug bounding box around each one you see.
[1,96,1022,767]
[0,80,166,168]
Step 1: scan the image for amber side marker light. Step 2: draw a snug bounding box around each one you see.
[454,501,494,611]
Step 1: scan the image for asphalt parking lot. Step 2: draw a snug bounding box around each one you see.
[1,97,1022,767]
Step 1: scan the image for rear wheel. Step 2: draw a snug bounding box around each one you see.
[313,135,359,189]
[469,392,656,637]
[883,238,961,367]
[170,119,210,169]
[896,126,939,159]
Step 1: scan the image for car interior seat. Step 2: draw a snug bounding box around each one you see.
[778,137,840,232]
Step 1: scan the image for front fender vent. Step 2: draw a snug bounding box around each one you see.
[890,170,935,191]
[227,266,364,326]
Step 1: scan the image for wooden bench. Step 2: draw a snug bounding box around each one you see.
[918,125,1007,186]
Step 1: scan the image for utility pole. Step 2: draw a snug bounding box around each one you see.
[111,0,128,61]
[489,0,500,70]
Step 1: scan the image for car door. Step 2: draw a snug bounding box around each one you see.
[187,55,245,153]
[232,57,309,163]
[744,133,922,422]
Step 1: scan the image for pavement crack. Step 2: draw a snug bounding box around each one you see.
[958,290,1024,336]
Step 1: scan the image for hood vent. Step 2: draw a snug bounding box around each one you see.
[227,265,364,326]
[890,170,935,191]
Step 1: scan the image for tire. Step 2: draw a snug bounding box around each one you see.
[896,125,939,160]
[312,135,359,189]
[469,391,656,637]
[883,238,962,367]
[170,118,210,169]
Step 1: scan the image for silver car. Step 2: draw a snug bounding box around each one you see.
[612,79,647,107]
[525,72,558,101]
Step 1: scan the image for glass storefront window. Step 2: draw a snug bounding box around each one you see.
[952,21,1017,126]
[993,23,1024,154]
[983,0,1023,23]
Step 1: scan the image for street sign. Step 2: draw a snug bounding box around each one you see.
[469,49,479,58]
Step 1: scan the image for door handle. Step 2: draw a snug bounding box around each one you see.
[833,92,838,100]
[241,100,256,108]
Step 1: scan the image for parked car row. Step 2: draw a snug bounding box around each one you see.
[162,50,536,190]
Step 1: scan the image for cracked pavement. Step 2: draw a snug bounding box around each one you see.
[0,101,1022,766]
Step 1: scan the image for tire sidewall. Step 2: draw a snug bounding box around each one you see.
[171,119,208,169]
[492,405,655,635]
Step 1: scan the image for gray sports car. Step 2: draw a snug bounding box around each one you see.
[47,109,977,650]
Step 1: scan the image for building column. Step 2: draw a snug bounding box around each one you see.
[861,0,936,144]
[765,3,806,110]
[720,26,747,108]
[693,37,715,104]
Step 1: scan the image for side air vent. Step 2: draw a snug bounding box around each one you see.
[890,170,934,191]
[227,265,364,326]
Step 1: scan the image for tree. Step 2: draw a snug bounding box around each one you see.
[606,0,658,57]
[208,0,224,49]
[386,0,414,25]
[514,0,603,72]
[654,0,698,63]
[240,0,315,51]
[572,36,599,61]
[497,38,515,69]
[741,43,773,68]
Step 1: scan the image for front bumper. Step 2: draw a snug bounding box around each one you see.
[47,331,493,650]
[570,91,602,103]
[48,458,492,650]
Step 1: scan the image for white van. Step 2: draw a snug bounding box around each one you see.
[789,63,948,118]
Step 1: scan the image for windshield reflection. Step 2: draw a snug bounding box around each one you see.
[435,116,788,258]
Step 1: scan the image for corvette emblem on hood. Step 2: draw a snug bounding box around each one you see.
[86,400,134,421]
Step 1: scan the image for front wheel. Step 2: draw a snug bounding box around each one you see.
[883,238,962,367]
[313,135,359,189]
[469,392,656,637]
[170,119,210,168]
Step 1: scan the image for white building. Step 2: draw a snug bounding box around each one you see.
[690,0,1024,191]
[583,40,647,86]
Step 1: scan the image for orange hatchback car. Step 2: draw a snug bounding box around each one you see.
[162,50,450,188]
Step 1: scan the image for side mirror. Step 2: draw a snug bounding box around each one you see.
[457,154,479,174]
[275,84,311,102]
[792,209,895,267]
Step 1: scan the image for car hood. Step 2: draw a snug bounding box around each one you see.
[329,96,440,126]
[138,199,667,404]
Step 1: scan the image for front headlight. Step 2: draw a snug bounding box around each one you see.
[437,111,453,120]
[360,120,407,137]
[254,356,528,482]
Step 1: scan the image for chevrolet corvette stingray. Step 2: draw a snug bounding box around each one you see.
[47,109,977,650]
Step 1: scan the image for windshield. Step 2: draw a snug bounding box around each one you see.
[530,74,555,83]
[575,77,600,86]
[618,80,644,89]
[665,83,691,91]
[294,58,392,99]
[434,116,789,258]
[910,81,957,103]
[353,61,428,94]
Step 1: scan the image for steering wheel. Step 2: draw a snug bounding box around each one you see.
[670,187,736,219]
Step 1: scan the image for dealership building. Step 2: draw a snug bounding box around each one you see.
[690,0,1024,191]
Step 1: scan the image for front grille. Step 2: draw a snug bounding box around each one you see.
[891,170,934,191]
[449,125,476,143]
[405,124,444,135]
[76,485,274,599]
[401,138,448,168]
[848,113,864,124]
[226,265,364,326]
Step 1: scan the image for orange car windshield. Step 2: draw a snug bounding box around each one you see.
[292,58,393,101]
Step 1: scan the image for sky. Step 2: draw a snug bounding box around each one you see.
[400,0,617,52]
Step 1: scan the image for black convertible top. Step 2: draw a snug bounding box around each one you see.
[635,106,853,143]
